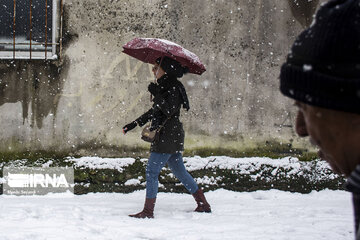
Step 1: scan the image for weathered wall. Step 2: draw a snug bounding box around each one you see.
[0,0,325,156]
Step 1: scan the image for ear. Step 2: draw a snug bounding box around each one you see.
[295,111,308,137]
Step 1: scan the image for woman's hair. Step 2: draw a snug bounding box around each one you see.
[155,56,189,78]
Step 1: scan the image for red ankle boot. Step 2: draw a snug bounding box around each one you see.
[129,198,156,218]
[192,189,211,213]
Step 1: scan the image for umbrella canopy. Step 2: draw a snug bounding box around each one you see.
[122,38,206,75]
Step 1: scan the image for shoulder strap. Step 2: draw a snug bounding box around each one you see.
[159,116,171,128]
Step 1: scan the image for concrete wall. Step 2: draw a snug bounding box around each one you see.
[0,0,325,156]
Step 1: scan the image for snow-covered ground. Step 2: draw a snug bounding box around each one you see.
[0,189,353,240]
[1,156,341,185]
[66,156,341,187]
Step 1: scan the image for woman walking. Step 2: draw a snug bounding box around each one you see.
[122,56,211,218]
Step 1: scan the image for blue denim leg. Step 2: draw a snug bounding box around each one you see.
[146,152,171,198]
[167,152,199,194]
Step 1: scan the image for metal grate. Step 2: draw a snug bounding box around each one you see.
[0,0,63,60]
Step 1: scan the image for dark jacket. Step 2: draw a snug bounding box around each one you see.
[345,165,360,240]
[135,74,189,154]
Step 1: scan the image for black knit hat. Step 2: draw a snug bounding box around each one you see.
[156,56,189,78]
[280,0,360,114]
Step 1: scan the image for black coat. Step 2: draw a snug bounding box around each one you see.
[135,74,189,154]
[346,165,360,239]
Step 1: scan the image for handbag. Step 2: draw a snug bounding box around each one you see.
[141,124,161,143]
[141,118,169,143]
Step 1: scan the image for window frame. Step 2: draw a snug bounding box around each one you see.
[0,0,63,60]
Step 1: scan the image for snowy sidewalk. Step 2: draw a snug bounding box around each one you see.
[0,189,353,240]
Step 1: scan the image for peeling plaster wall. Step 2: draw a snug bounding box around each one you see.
[0,0,325,154]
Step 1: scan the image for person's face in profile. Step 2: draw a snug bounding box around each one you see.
[294,101,360,177]
[152,63,165,80]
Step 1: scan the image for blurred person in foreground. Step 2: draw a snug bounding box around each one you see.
[280,0,360,238]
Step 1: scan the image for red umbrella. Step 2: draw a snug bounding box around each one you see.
[122,38,206,75]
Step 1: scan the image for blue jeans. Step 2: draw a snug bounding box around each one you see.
[146,152,199,199]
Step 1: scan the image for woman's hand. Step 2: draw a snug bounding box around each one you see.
[122,121,137,134]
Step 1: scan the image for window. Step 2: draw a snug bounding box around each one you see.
[0,0,62,60]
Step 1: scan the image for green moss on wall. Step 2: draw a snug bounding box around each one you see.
[0,150,73,163]
[0,138,318,165]
[184,140,317,161]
